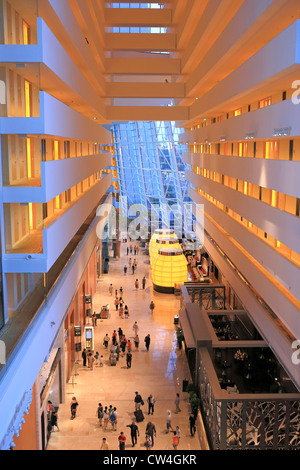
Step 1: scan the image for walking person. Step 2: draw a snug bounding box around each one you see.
[127,246,129,256]
[135,278,139,290]
[47,401,54,419]
[124,265,127,275]
[174,393,181,413]
[118,432,126,451]
[119,303,124,318]
[103,407,109,430]
[134,391,143,411]
[175,426,181,443]
[100,355,104,367]
[134,334,140,350]
[118,327,123,342]
[149,300,155,313]
[97,403,103,427]
[70,397,79,420]
[146,421,156,447]
[120,287,123,297]
[50,410,60,432]
[100,437,109,450]
[144,334,151,351]
[110,407,118,431]
[82,348,87,367]
[114,297,119,311]
[145,433,152,450]
[126,421,140,447]
[132,264,135,275]
[133,321,139,336]
[88,353,95,370]
[189,412,196,437]
[112,330,117,345]
[109,284,113,296]
[126,350,132,368]
[94,351,99,366]
[142,276,146,289]
[172,431,180,450]
[129,258,132,267]
[120,336,127,355]
[166,410,173,433]
[124,305,129,318]
[116,342,120,361]
[103,333,110,349]
[147,394,155,415]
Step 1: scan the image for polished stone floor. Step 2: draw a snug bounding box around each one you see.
[47,241,207,451]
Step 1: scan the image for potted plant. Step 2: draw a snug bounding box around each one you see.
[189,391,200,416]
[176,327,184,350]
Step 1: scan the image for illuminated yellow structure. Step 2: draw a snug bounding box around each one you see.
[151,247,188,294]
[150,238,182,265]
[149,229,177,254]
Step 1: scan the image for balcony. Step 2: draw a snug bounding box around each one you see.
[3,174,112,273]
[2,152,111,203]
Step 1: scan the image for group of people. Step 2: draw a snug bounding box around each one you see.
[97,323,151,369]
[134,276,146,290]
[127,244,140,256]
[124,258,138,275]
[71,240,198,451]
[102,419,185,451]
[97,403,118,431]
[82,348,103,369]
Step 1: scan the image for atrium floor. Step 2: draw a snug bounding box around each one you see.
[47,241,207,451]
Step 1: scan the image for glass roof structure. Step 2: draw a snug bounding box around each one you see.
[112,120,192,237]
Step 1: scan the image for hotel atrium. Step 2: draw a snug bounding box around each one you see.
[0,0,300,451]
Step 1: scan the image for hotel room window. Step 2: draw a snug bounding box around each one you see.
[259,96,272,108]
[22,20,30,45]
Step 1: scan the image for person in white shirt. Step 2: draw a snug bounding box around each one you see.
[133,321,139,335]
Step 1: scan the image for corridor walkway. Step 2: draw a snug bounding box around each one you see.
[47,241,206,451]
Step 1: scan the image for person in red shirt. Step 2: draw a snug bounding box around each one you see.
[172,432,179,450]
[118,431,126,450]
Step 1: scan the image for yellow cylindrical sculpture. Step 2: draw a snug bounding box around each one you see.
[152,247,188,294]
[149,229,177,257]
[150,238,181,265]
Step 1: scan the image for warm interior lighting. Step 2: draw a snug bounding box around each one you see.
[26,138,32,178]
[271,190,277,207]
[265,142,270,159]
[149,229,177,257]
[150,237,181,265]
[54,141,60,209]
[23,21,29,45]
[239,143,243,157]
[28,203,33,230]
[25,80,31,117]
[243,182,248,195]
[152,247,188,293]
